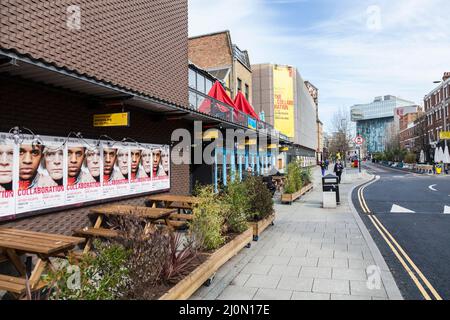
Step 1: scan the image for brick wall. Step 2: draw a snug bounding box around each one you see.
[1,0,188,107]
[188,32,232,70]
[0,76,191,235]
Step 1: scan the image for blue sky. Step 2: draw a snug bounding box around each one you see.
[188,0,450,132]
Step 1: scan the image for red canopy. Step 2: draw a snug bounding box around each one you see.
[199,81,235,114]
[233,91,260,120]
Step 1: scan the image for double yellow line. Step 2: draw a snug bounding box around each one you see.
[358,180,442,300]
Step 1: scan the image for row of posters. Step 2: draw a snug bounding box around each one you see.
[0,133,170,219]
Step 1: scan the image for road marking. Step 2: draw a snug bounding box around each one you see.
[358,182,443,300]
[429,184,438,192]
[390,204,415,213]
[367,215,431,300]
[444,206,450,214]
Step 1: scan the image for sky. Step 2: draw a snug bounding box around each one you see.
[188,0,450,132]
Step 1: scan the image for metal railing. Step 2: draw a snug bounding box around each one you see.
[188,88,284,140]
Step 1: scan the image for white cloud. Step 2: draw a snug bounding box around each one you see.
[189,0,450,132]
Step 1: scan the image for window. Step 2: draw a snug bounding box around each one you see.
[189,69,196,89]
[205,79,213,94]
[245,84,249,100]
[196,74,205,93]
[237,78,242,92]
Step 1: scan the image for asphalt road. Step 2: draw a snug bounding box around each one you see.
[352,162,450,300]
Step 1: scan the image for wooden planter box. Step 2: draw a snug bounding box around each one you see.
[249,214,275,241]
[159,228,253,300]
[281,183,313,204]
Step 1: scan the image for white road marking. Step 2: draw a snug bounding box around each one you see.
[444,206,450,214]
[429,184,438,192]
[391,204,415,213]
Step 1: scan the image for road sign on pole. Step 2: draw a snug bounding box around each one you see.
[353,135,365,145]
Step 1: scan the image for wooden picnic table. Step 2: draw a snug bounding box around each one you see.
[147,194,200,211]
[0,228,85,297]
[77,205,177,253]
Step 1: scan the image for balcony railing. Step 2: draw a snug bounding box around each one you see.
[189,88,285,140]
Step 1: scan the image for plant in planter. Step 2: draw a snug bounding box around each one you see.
[190,185,226,251]
[244,176,274,221]
[44,240,130,300]
[300,167,312,186]
[222,178,251,234]
[285,161,302,193]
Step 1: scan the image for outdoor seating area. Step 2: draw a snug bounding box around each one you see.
[0,178,277,300]
[0,228,85,298]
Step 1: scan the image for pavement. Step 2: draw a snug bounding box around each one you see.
[353,162,450,300]
[190,166,403,300]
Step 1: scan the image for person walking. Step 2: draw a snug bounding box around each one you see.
[334,160,344,184]
[320,161,327,176]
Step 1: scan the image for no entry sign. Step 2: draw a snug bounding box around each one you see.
[354,135,365,145]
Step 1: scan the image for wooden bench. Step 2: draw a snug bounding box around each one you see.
[74,227,121,239]
[169,213,194,221]
[0,274,47,295]
[0,252,7,264]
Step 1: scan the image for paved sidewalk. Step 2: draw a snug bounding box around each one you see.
[190,167,403,300]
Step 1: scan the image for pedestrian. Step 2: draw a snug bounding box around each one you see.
[334,160,344,184]
[325,159,329,170]
[320,161,326,176]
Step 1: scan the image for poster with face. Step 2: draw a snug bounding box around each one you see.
[16,136,65,213]
[66,139,102,204]
[130,146,153,193]
[151,147,168,190]
[102,145,130,197]
[0,136,15,218]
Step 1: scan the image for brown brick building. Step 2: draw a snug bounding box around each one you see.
[188,31,253,103]
[424,73,450,148]
[0,0,192,234]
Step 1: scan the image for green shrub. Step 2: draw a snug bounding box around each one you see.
[222,179,250,233]
[404,152,416,164]
[285,161,303,193]
[44,241,130,300]
[300,167,312,186]
[190,185,226,251]
[244,176,274,221]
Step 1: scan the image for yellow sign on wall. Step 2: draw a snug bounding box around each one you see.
[273,65,295,138]
[93,112,129,127]
[440,131,450,140]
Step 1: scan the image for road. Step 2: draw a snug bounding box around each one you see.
[352,162,450,300]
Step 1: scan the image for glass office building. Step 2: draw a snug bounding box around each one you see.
[351,96,415,154]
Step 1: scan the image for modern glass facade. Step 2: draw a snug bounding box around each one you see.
[351,96,415,154]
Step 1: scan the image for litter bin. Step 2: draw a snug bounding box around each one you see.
[322,174,340,204]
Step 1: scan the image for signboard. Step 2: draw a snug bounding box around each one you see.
[353,135,365,145]
[248,117,257,130]
[440,131,450,140]
[273,65,295,138]
[0,132,170,221]
[93,112,129,127]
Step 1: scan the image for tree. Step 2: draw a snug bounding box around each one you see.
[328,107,352,163]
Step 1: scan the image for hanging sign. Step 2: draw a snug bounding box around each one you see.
[93,112,130,127]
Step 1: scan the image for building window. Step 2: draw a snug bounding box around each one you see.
[245,84,249,100]
[189,69,196,89]
[197,74,205,93]
[237,78,242,92]
[205,79,213,93]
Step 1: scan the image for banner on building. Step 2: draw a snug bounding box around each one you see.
[273,65,295,138]
[440,131,450,140]
[0,132,170,220]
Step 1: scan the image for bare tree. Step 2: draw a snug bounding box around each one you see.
[328,107,352,163]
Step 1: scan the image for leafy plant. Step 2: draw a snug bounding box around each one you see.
[161,232,198,284]
[222,179,250,233]
[285,161,302,193]
[190,185,226,251]
[244,175,274,221]
[300,167,312,186]
[44,240,130,300]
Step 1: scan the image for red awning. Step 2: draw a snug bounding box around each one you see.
[199,81,235,114]
[234,91,260,120]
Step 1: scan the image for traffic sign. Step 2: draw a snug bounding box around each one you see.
[353,135,365,145]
